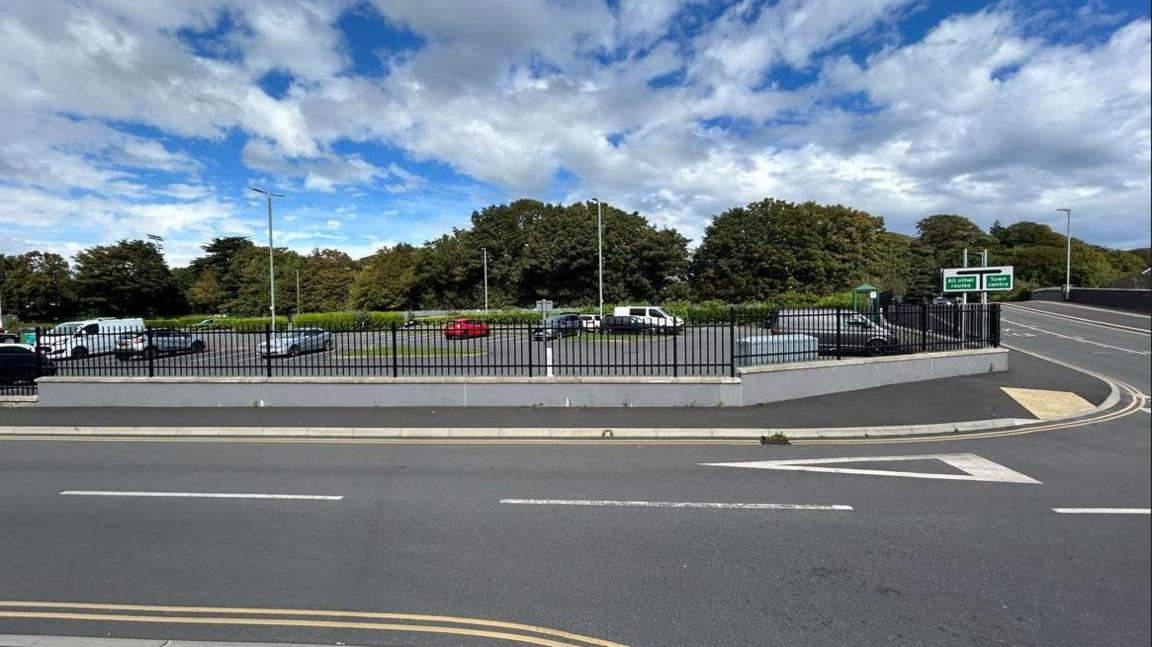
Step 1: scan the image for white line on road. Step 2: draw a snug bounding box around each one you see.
[59,490,343,500]
[1003,303,1151,333]
[500,499,852,510]
[1002,319,1151,355]
[1052,508,1150,515]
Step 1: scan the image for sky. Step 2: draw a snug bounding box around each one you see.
[0,0,1149,267]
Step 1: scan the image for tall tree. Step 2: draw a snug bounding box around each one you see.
[690,198,884,301]
[224,245,305,316]
[915,214,997,267]
[350,244,420,310]
[0,251,76,321]
[188,236,253,308]
[298,248,356,312]
[73,240,183,316]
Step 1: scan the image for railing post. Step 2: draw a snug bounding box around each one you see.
[991,303,1001,348]
[728,306,736,378]
[264,323,273,378]
[391,323,399,377]
[672,321,679,378]
[527,323,534,378]
[920,303,928,352]
[835,307,842,360]
[146,327,155,378]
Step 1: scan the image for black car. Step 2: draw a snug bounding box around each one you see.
[599,315,658,335]
[532,313,583,341]
[0,345,57,385]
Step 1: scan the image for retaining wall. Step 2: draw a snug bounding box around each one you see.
[36,348,1006,408]
[1029,287,1152,312]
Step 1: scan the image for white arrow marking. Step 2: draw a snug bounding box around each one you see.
[702,453,1041,484]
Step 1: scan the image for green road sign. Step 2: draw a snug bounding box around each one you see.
[984,274,1013,290]
[944,276,978,291]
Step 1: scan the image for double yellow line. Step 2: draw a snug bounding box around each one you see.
[0,601,629,647]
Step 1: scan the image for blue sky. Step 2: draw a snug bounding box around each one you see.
[0,0,1148,266]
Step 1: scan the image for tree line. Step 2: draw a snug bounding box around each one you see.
[1,197,1146,323]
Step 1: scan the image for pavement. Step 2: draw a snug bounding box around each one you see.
[0,302,1147,647]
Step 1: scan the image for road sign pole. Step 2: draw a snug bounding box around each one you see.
[961,249,968,306]
[981,249,988,305]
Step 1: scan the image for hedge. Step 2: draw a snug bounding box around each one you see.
[293,311,405,330]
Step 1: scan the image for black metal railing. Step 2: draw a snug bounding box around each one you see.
[1,304,999,395]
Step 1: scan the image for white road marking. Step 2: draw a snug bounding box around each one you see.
[500,499,852,510]
[1052,508,1150,515]
[59,490,343,500]
[703,453,1041,484]
[1004,303,1151,333]
[1002,319,1150,355]
[1141,408,1151,414]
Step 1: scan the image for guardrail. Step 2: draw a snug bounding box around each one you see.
[3,304,999,395]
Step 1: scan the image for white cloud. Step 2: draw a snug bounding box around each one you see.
[0,0,1148,263]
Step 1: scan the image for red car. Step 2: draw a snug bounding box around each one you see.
[443,318,490,339]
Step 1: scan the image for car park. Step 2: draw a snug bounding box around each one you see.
[443,318,490,339]
[532,314,583,341]
[0,344,56,384]
[770,308,897,355]
[258,328,332,358]
[38,317,145,360]
[114,328,206,360]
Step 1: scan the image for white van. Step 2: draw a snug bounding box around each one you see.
[39,317,145,360]
[613,306,684,329]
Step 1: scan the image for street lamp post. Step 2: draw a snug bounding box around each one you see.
[480,247,489,312]
[593,198,604,319]
[295,269,301,316]
[1057,208,1072,301]
[251,187,285,325]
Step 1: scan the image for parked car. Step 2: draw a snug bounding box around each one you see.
[599,315,660,335]
[612,306,683,331]
[0,344,56,385]
[38,317,145,360]
[578,314,601,330]
[770,308,897,355]
[931,296,953,306]
[532,314,583,341]
[0,328,19,344]
[189,318,226,331]
[257,327,332,358]
[115,329,206,360]
[443,318,490,339]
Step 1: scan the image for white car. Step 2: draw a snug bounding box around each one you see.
[39,317,145,360]
[612,306,684,329]
[578,314,601,330]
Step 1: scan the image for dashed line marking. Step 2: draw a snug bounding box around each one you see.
[59,490,342,500]
[1052,508,1150,515]
[501,499,852,510]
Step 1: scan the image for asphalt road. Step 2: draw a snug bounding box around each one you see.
[1001,302,1151,395]
[1,302,1148,646]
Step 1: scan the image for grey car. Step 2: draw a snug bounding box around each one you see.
[532,314,583,341]
[115,328,206,360]
[771,309,897,355]
[258,327,332,358]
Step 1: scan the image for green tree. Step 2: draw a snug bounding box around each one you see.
[73,240,183,316]
[690,198,884,301]
[0,251,76,321]
[350,244,420,310]
[224,246,304,315]
[187,268,225,313]
[298,248,356,312]
[998,221,1065,248]
[188,236,253,308]
[915,214,997,267]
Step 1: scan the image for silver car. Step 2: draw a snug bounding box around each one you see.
[258,327,332,358]
[115,328,206,360]
[773,309,897,355]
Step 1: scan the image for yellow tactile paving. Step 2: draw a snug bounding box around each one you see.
[1001,387,1096,420]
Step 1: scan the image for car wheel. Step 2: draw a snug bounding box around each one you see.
[323,340,333,351]
[287,345,300,358]
[71,347,89,360]
[190,341,206,353]
[865,339,890,356]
